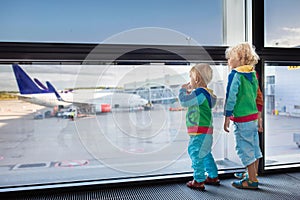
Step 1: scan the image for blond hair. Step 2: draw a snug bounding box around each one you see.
[190,63,213,86]
[225,42,259,66]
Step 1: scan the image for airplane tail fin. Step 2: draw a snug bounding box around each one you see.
[34,78,48,90]
[12,64,50,94]
[46,81,63,101]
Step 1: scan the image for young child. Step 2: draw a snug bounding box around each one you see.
[234,78,264,181]
[223,42,263,189]
[179,63,220,191]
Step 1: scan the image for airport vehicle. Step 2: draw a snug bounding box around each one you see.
[61,107,77,119]
[33,112,43,120]
[12,64,149,113]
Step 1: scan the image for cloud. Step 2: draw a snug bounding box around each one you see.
[269,36,300,47]
[266,27,300,47]
[282,27,300,34]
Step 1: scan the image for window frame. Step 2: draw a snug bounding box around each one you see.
[253,0,300,174]
[0,42,227,63]
[0,0,300,193]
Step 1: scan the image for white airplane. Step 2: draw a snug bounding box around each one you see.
[12,64,149,113]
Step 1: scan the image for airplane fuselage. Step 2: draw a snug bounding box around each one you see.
[18,93,72,108]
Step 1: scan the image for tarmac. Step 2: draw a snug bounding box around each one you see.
[0,100,299,188]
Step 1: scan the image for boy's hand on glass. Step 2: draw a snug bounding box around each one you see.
[223,117,230,132]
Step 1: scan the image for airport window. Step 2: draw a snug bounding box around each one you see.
[0,62,250,188]
[0,0,224,46]
[1,0,300,192]
[264,63,300,169]
[265,0,300,47]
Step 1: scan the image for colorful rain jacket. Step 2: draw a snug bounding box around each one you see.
[224,65,263,122]
[179,87,217,135]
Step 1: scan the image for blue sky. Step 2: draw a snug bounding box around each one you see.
[0,0,222,45]
[265,0,300,46]
[1,1,299,46]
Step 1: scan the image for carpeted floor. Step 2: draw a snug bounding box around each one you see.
[2,172,300,200]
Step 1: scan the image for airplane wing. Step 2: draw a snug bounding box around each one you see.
[46,81,90,106]
[45,81,111,113]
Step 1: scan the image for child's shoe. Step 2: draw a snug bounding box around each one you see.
[186,180,205,190]
[234,172,248,179]
[234,172,258,181]
[232,178,259,190]
[204,177,220,185]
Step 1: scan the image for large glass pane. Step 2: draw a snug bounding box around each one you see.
[0,0,223,45]
[265,0,300,47]
[264,63,300,169]
[0,62,246,188]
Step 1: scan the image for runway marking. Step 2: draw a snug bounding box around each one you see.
[55,160,90,168]
[122,147,145,153]
[12,162,51,170]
